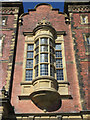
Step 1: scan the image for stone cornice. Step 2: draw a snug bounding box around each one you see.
[68,5,90,13]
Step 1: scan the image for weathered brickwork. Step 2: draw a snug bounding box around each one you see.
[0,2,90,120]
[68,4,90,110]
[11,3,82,113]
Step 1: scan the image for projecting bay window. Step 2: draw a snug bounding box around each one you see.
[55,44,64,81]
[25,44,34,81]
[34,37,55,78]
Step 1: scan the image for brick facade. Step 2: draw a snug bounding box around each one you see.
[0,2,90,120]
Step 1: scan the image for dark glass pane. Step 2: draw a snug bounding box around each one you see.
[35,65,38,77]
[55,44,61,50]
[40,45,48,52]
[26,70,33,81]
[26,59,33,68]
[36,40,39,47]
[50,66,54,77]
[27,52,33,58]
[40,54,48,62]
[27,44,34,51]
[56,59,63,68]
[40,64,48,75]
[40,38,48,44]
[56,69,64,80]
[35,55,39,65]
[55,51,62,58]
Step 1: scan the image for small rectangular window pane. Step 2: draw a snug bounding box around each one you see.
[50,39,53,45]
[55,51,62,58]
[40,38,48,44]
[26,59,33,68]
[26,70,33,81]
[36,47,39,54]
[27,52,33,58]
[40,53,48,62]
[27,44,34,51]
[35,55,39,65]
[40,45,48,52]
[56,59,63,68]
[56,69,64,80]
[55,44,62,50]
[86,36,90,45]
[82,16,86,23]
[36,40,39,47]
[50,55,54,63]
[2,19,5,25]
[50,66,54,77]
[35,65,38,77]
[40,64,48,76]
[50,47,54,53]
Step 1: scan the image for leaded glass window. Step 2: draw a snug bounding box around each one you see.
[56,59,63,68]
[27,44,34,51]
[55,51,62,58]
[26,70,33,81]
[36,47,39,54]
[40,45,48,52]
[35,55,39,65]
[50,66,54,77]
[55,44,61,50]
[27,51,33,58]
[40,53,48,62]
[56,69,64,80]
[36,40,39,47]
[35,65,38,77]
[55,43,64,80]
[40,64,48,76]
[40,38,48,44]
[26,59,33,68]
[25,44,34,81]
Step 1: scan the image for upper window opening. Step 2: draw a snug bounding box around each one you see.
[86,35,90,45]
[0,17,7,26]
[40,38,48,44]
[80,15,88,24]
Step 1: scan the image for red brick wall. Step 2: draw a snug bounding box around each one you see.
[11,4,82,113]
[0,14,15,91]
[70,12,90,110]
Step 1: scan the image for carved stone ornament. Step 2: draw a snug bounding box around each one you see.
[36,18,51,27]
[0,7,19,14]
[68,5,90,12]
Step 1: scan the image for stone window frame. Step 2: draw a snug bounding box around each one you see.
[80,15,88,24]
[0,35,5,57]
[83,33,90,55]
[0,16,8,26]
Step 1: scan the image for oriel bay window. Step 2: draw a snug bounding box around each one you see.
[25,44,34,81]
[34,37,55,78]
